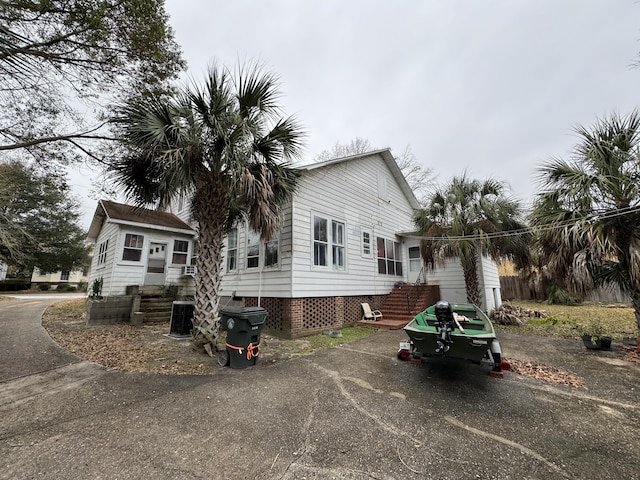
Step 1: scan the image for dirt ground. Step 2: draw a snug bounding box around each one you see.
[41,301,325,375]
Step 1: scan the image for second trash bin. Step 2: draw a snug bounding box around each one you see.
[219,306,268,369]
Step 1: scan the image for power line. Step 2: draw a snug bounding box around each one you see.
[407,204,640,242]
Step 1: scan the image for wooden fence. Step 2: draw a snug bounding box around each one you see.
[499,276,630,303]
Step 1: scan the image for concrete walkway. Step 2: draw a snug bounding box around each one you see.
[0,295,84,381]
[1,297,639,479]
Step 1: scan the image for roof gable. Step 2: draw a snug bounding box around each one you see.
[87,200,195,241]
[302,149,421,209]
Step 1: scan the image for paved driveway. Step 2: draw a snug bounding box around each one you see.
[1,297,639,479]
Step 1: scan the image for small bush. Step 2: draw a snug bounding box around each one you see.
[57,284,77,292]
[77,280,88,292]
[38,283,51,291]
[545,283,581,305]
[90,277,103,298]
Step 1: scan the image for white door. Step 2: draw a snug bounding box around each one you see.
[407,246,424,284]
[144,242,167,285]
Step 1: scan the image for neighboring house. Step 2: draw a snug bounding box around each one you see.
[31,267,90,288]
[0,261,7,281]
[86,200,197,296]
[87,149,503,338]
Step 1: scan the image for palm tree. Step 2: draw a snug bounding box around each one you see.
[110,62,305,346]
[414,174,531,308]
[531,110,640,332]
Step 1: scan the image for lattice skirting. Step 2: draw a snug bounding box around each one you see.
[244,294,387,339]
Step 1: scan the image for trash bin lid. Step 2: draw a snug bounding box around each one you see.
[220,306,268,325]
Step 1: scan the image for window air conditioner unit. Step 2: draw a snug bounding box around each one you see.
[182,265,197,276]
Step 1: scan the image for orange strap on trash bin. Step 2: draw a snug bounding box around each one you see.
[226,342,260,360]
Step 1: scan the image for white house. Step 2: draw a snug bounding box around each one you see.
[0,261,7,281]
[86,200,197,296]
[31,267,90,288]
[87,149,502,338]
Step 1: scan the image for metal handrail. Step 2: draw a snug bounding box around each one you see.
[405,266,425,313]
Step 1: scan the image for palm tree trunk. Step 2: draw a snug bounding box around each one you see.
[191,183,229,344]
[192,219,225,343]
[631,290,640,334]
[460,249,482,307]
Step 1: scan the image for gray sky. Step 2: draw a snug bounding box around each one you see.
[73,0,640,227]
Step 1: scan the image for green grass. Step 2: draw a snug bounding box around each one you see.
[496,300,637,341]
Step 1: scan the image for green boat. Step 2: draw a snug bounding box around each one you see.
[400,301,503,371]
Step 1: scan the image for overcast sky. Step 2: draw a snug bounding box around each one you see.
[73,0,640,227]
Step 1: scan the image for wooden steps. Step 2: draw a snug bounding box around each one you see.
[139,295,174,323]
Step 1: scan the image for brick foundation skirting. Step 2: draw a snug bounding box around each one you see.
[244,294,387,339]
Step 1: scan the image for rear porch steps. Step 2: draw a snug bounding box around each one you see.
[358,284,435,330]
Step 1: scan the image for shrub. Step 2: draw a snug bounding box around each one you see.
[90,277,103,298]
[38,283,51,291]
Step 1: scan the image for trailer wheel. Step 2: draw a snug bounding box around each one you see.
[492,352,502,371]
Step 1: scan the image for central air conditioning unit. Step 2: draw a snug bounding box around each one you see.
[182,265,196,276]
[169,301,194,336]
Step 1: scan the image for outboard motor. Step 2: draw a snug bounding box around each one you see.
[434,300,455,355]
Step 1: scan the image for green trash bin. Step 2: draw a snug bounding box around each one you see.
[219,306,268,369]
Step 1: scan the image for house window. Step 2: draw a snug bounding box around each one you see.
[122,234,144,261]
[172,240,189,264]
[247,229,260,269]
[377,237,402,276]
[362,230,371,256]
[97,240,108,265]
[332,220,345,270]
[227,228,238,271]
[409,247,421,272]
[313,214,347,270]
[264,237,279,268]
[60,271,70,281]
[313,216,328,267]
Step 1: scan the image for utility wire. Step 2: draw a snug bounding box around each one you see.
[407,204,640,241]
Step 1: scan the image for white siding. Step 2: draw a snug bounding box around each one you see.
[88,221,119,295]
[290,154,415,297]
[89,222,196,295]
[220,206,294,298]
[425,258,467,306]
[426,256,501,312]
[165,193,197,228]
[221,153,417,298]
[480,256,502,312]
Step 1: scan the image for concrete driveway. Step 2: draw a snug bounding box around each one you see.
[1,297,639,479]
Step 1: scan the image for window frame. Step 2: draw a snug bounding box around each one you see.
[313,215,329,267]
[97,239,109,266]
[226,228,238,272]
[408,246,421,273]
[312,213,347,271]
[376,236,403,277]
[122,233,144,262]
[331,220,345,271]
[246,229,261,269]
[264,235,279,269]
[171,239,189,265]
[361,229,372,257]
